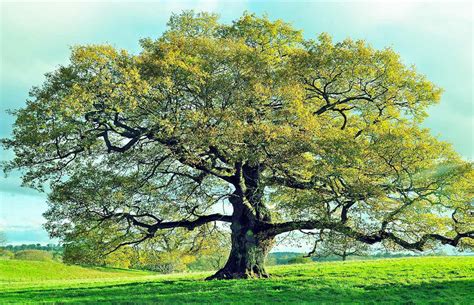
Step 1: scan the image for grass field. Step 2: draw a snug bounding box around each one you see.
[1,256,473,304]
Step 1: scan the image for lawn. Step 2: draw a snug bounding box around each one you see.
[1,257,473,304]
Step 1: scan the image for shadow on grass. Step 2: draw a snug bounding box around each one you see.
[1,278,473,304]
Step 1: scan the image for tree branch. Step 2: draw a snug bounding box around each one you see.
[267,219,473,251]
[149,213,233,232]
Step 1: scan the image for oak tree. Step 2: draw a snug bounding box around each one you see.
[2,12,473,279]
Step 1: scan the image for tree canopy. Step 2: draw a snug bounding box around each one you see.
[306,230,369,261]
[2,11,473,279]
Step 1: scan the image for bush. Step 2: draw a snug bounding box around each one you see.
[0,249,14,259]
[134,250,195,273]
[287,256,312,264]
[14,250,53,261]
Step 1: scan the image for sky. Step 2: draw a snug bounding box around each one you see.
[0,0,472,248]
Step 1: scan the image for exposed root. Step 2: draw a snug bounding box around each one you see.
[205,267,270,280]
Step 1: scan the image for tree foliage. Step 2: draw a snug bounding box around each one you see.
[307,230,369,261]
[63,223,229,272]
[2,11,473,279]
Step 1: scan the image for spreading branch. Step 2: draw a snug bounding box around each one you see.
[267,219,473,251]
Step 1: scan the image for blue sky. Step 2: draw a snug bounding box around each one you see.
[0,0,472,247]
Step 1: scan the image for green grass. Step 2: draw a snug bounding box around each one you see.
[1,257,473,304]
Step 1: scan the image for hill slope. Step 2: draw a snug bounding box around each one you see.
[1,257,473,304]
[0,259,152,283]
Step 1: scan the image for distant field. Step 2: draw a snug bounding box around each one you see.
[1,257,473,304]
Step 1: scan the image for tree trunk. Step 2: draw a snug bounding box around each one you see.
[206,222,274,280]
[206,162,274,280]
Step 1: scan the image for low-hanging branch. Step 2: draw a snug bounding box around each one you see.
[103,211,233,232]
[268,219,473,251]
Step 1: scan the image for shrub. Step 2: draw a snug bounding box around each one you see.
[14,250,53,261]
[287,256,312,264]
[0,249,14,259]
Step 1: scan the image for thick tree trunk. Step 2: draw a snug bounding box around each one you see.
[206,162,274,280]
[206,222,274,280]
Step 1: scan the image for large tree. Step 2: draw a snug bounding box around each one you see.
[2,12,473,279]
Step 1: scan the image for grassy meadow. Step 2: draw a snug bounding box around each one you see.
[1,256,473,304]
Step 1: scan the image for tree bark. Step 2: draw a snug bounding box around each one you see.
[206,162,274,280]
[206,221,274,280]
